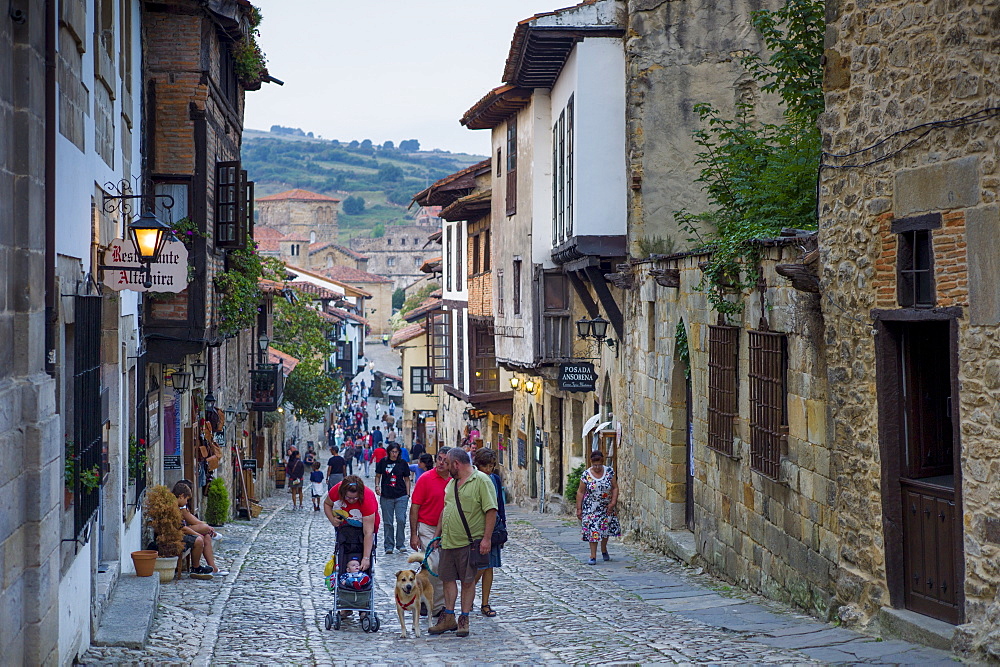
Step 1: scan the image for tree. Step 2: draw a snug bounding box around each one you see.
[399,139,420,152]
[371,222,385,238]
[360,139,373,150]
[385,187,412,206]
[283,360,341,424]
[377,164,404,183]
[348,140,359,149]
[382,140,395,150]
[399,282,440,316]
[342,195,365,215]
[676,0,824,316]
[392,288,405,310]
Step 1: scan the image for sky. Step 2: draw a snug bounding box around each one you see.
[245,0,553,157]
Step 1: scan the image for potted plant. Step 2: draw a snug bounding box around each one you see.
[144,485,184,583]
[205,477,229,527]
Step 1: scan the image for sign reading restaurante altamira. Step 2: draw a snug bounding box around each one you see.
[102,238,189,292]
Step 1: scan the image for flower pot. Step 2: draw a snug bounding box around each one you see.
[154,556,178,583]
[131,550,158,577]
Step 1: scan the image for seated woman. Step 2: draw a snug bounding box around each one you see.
[171,481,227,577]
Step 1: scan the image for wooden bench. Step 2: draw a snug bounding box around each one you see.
[174,548,193,579]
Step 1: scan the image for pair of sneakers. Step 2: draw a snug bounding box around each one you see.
[190,565,229,579]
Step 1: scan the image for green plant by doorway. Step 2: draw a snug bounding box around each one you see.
[565,463,586,502]
[205,477,230,526]
[675,321,691,380]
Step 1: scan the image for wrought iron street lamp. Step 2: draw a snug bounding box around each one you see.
[576,315,618,357]
[524,379,538,395]
[510,377,521,391]
[191,360,207,384]
[225,406,237,424]
[171,368,191,393]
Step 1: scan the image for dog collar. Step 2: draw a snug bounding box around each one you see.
[396,592,416,610]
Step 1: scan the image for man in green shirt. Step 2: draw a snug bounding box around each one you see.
[428,448,498,638]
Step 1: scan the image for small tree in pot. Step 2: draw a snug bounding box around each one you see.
[205,477,229,527]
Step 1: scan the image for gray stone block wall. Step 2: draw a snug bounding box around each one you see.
[1,6,61,664]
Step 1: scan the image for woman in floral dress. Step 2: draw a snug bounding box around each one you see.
[575,449,620,565]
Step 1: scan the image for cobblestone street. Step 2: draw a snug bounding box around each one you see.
[81,489,955,665]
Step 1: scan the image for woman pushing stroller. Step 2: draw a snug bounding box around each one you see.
[323,475,379,572]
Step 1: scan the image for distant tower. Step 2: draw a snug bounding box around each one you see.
[256,189,340,245]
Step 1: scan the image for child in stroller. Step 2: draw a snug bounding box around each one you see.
[324,523,381,633]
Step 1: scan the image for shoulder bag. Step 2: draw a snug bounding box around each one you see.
[489,474,508,547]
[453,477,491,569]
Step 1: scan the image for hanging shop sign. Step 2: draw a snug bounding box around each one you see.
[558,362,598,392]
[101,237,189,292]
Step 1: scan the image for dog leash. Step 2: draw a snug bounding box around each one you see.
[422,537,441,577]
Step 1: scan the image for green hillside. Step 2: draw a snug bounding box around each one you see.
[242,128,486,243]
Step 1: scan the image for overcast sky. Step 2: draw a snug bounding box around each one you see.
[245,0,551,156]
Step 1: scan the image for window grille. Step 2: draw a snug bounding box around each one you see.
[707,325,739,456]
[566,95,574,237]
[72,295,103,537]
[456,313,465,392]
[483,230,491,272]
[455,224,464,292]
[428,310,452,384]
[898,229,935,307]
[445,226,452,292]
[748,330,787,479]
[472,234,481,275]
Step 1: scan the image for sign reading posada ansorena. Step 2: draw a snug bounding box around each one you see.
[558,362,598,392]
[101,237,189,292]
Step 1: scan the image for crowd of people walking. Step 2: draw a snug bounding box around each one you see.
[277,374,620,638]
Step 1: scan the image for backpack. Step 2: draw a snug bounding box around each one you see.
[344,445,356,461]
[363,447,372,462]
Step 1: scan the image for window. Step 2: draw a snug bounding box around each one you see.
[387,256,396,267]
[483,229,491,272]
[445,226,453,292]
[472,327,499,394]
[496,148,502,178]
[456,313,465,392]
[72,295,103,537]
[387,238,392,245]
[310,231,316,244]
[506,118,517,216]
[219,39,238,108]
[472,234,481,275]
[541,272,571,359]
[748,330,787,479]
[551,96,574,246]
[415,238,419,245]
[401,238,406,246]
[413,255,422,266]
[215,161,244,248]
[455,224,464,292]
[707,325,739,456]
[409,366,434,394]
[898,229,935,307]
[646,301,656,352]
[497,269,504,317]
[428,310,452,384]
[512,259,522,316]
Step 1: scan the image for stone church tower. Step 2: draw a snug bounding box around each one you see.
[256,189,340,245]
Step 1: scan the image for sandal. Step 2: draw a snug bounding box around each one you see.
[481,604,497,617]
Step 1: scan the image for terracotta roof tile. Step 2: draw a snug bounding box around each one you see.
[309,242,368,260]
[390,322,426,348]
[268,347,299,375]
[403,297,442,323]
[288,281,342,301]
[256,188,341,203]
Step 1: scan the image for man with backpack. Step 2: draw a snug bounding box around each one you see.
[343,442,357,475]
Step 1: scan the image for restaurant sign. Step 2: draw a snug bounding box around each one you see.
[558,362,598,392]
[101,237,189,292]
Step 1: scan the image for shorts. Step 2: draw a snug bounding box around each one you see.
[182,534,197,549]
[438,546,479,584]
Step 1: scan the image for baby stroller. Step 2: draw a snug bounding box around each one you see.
[324,523,381,633]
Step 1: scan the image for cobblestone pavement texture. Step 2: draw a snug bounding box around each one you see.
[81,342,958,665]
[80,493,958,666]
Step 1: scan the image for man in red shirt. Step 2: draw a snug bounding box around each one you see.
[372,442,387,466]
[409,446,452,618]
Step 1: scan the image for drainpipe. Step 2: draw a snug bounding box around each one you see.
[44,0,56,375]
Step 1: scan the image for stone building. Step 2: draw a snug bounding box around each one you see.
[624,0,784,250]
[256,188,340,246]
[1,2,61,662]
[317,265,394,335]
[349,223,439,291]
[613,234,835,617]
[819,1,1000,655]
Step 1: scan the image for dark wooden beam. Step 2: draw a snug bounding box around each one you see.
[584,265,624,340]
[568,270,599,319]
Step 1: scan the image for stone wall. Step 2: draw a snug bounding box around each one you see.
[616,241,835,618]
[0,5,61,663]
[623,0,784,251]
[820,1,1000,656]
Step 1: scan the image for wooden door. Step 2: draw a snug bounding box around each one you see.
[898,322,960,624]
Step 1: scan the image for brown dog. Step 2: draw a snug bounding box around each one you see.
[394,553,434,638]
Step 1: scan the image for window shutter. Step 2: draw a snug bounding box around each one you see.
[215,161,241,248]
[427,310,452,384]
